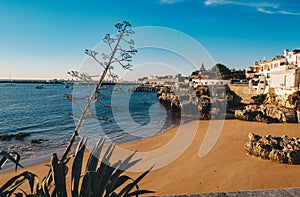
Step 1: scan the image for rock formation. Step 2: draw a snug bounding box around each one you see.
[234,104,287,123]
[245,133,300,164]
[0,132,30,141]
[157,86,226,119]
[235,92,300,123]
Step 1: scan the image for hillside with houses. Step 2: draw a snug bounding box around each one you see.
[136,48,300,124]
[246,49,300,96]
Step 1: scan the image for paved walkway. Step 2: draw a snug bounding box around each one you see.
[161,188,300,196]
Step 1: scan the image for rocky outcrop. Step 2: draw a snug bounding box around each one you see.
[0,132,30,141]
[157,86,225,119]
[264,93,297,109]
[234,105,286,123]
[245,133,300,164]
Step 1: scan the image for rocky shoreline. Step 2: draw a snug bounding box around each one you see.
[156,85,300,124]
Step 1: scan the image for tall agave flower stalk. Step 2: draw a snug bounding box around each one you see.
[62,21,137,163]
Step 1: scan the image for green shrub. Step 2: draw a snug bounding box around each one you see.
[251,94,267,105]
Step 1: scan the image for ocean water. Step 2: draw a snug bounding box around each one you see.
[0,83,177,167]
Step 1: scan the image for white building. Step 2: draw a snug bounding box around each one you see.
[191,78,231,88]
[247,49,300,95]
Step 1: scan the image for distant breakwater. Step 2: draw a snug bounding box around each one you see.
[128,86,162,92]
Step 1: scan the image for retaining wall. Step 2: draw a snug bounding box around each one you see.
[228,84,257,104]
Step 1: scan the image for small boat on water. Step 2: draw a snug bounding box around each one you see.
[35,85,44,89]
[64,85,69,88]
[6,74,16,86]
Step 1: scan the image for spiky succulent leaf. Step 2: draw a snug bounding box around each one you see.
[86,138,104,172]
[51,153,67,197]
[0,151,23,172]
[72,137,87,197]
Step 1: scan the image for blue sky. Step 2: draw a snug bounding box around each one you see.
[1,0,300,79]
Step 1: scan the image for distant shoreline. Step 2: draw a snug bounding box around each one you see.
[0,80,139,85]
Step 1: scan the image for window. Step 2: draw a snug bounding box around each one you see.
[221,81,223,85]
[261,66,263,71]
[267,65,270,71]
[267,73,270,78]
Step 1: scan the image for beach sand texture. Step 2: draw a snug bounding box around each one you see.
[1,119,300,195]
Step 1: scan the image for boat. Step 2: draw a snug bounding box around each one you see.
[64,85,69,88]
[6,74,16,86]
[35,85,44,89]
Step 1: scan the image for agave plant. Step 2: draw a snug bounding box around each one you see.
[0,137,154,197]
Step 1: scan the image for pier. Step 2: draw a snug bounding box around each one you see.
[128,86,162,92]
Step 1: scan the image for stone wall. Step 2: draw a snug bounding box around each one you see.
[228,84,257,104]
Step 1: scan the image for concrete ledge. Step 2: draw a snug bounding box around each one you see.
[160,188,300,197]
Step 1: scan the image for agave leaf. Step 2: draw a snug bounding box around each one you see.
[0,151,23,171]
[41,176,51,197]
[41,169,52,196]
[119,151,141,172]
[72,137,87,197]
[13,152,21,172]
[0,156,8,170]
[89,143,116,196]
[86,138,104,172]
[51,153,67,197]
[102,143,116,165]
[51,188,57,197]
[106,152,141,194]
[79,171,97,197]
[118,166,153,196]
[93,163,116,197]
[110,192,119,197]
[106,175,131,195]
[19,188,28,196]
[26,171,38,194]
[0,171,38,196]
[125,189,155,197]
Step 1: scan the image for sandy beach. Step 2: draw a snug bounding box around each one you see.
[1,119,300,195]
